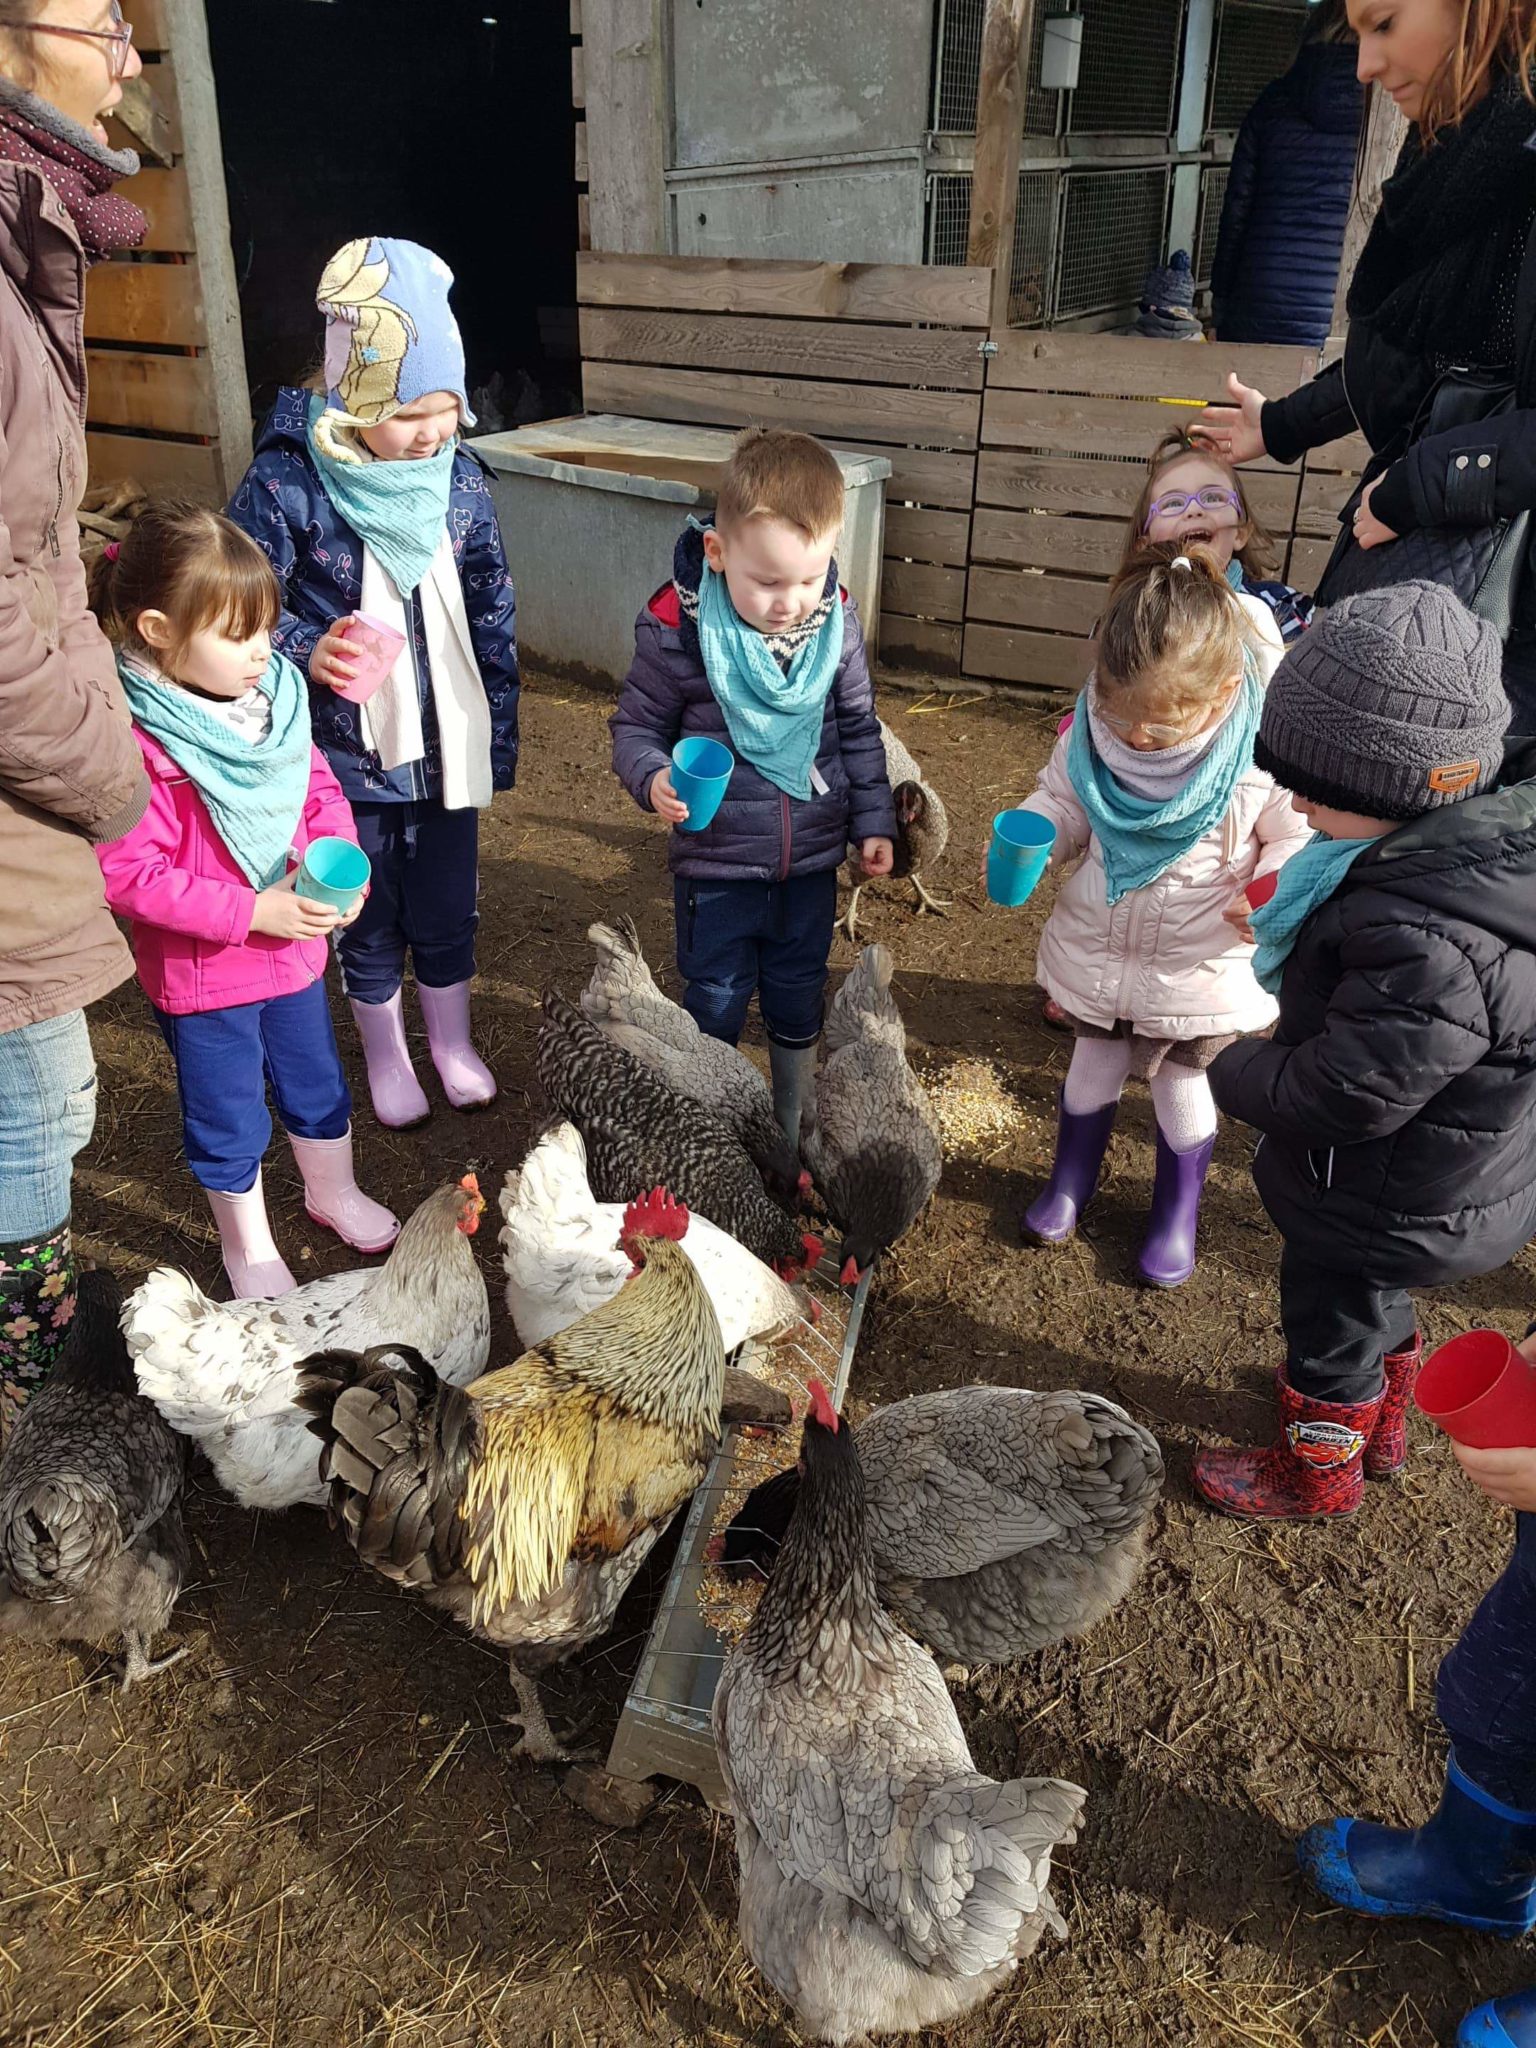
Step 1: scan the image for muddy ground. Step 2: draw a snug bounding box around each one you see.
[2,671,1530,2048]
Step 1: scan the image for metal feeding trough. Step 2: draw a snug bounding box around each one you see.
[604,1262,872,1806]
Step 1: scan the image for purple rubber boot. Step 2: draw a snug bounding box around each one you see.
[1136,1130,1215,1289]
[1023,1097,1118,1244]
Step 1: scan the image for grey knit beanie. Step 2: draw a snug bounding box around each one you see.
[1255,581,1509,820]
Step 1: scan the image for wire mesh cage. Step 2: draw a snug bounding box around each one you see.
[1010,169,1058,325]
[1195,162,1229,287]
[1208,0,1306,131]
[925,170,974,266]
[930,0,1061,139]
[1056,165,1171,321]
[1067,0,1186,135]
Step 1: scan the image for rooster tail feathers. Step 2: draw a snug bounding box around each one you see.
[46,1267,133,1396]
[581,916,656,1024]
[719,1463,801,1578]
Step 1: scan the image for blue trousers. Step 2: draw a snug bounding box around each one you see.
[673,870,836,1049]
[0,1009,96,1238]
[1438,1513,1536,1810]
[155,979,350,1194]
[338,800,479,1005]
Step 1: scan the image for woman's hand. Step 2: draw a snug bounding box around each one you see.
[310,624,362,694]
[1352,476,1399,552]
[1195,373,1269,467]
[860,837,894,878]
[250,872,343,941]
[649,768,690,824]
[1452,1441,1536,1512]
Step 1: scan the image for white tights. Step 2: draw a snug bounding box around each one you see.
[1061,1036,1217,1152]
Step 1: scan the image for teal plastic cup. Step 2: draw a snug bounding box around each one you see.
[987,809,1056,908]
[295,836,371,913]
[671,735,734,833]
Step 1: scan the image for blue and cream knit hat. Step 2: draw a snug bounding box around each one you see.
[317,236,474,429]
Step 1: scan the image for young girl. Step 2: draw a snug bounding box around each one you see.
[1011,546,1309,1289]
[227,237,519,1129]
[92,507,398,1300]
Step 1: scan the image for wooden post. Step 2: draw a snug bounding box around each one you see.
[1330,84,1407,339]
[584,0,669,256]
[966,0,1036,328]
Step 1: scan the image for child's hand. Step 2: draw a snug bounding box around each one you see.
[250,872,343,941]
[1223,890,1256,944]
[649,768,690,825]
[860,837,894,878]
[1452,1441,1536,1512]
[334,883,369,931]
[310,624,362,694]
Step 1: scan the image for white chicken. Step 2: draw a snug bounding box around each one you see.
[126,1177,490,1512]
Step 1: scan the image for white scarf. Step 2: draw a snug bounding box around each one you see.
[358,536,492,812]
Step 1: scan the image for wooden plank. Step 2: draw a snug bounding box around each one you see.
[583,0,666,254]
[85,349,216,436]
[968,565,1103,636]
[879,615,965,675]
[983,387,1284,469]
[125,166,194,254]
[86,431,220,501]
[987,330,1315,400]
[884,505,971,567]
[883,559,965,623]
[964,621,1092,691]
[971,506,1123,576]
[577,193,591,250]
[580,305,985,390]
[1305,430,1369,476]
[1297,467,1351,537]
[967,0,1033,327]
[581,361,982,451]
[578,250,993,327]
[571,42,585,105]
[1333,86,1406,334]
[106,59,180,164]
[974,450,1298,528]
[575,118,589,183]
[836,443,976,511]
[125,0,168,49]
[85,262,205,348]
[1287,537,1337,591]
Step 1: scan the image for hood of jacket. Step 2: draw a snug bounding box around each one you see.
[253,383,316,460]
[1336,780,1536,955]
[1287,42,1366,135]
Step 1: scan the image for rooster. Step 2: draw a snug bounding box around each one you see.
[538,989,819,1277]
[841,720,950,942]
[299,1189,726,1764]
[580,918,807,1204]
[717,1384,1163,1667]
[803,945,941,1285]
[714,1381,1085,2044]
[1,1270,189,1688]
[126,1176,489,1512]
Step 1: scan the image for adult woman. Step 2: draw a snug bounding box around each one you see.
[0,1,152,1432]
[1200,1,1536,743]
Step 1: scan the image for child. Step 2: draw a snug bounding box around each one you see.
[227,237,519,1129]
[1195,580,1536,1521]
[1012,546,1308,1289]
[92,507,398,1300]
[609,426,896,1145]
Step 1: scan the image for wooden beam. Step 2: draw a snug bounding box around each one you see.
[986,330,1315,400]
[965,0,1034,327]
[124,0,168,51]
[123,165,194,253]
[1331,85,1407,336]
[964,620,1091,690]
[578,250,993,326]
[581,361,982,450]
[572,43,585,107]
[879,616,964,676]
[582,0,667,255]
[85,348,216,436]
[86,431,220,501]
[85,262,205,348]
[107,63,179,165]
[580,305,987,389]
[883,506,972,567]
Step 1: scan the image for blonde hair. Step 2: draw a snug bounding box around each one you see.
[1418,1,1536,138]
[1095,544,1249,722]
[1121,426,1277,579]
[715,426,845,541]
[89,503,280,674]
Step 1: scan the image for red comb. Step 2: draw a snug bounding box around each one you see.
[806,1378,839,1432]
[801,1232,824,1269]
[621,1187,690,1242]
[840,1255,861,1287]
[459,1172,481,1197]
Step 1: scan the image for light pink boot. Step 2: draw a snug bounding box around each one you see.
[417,980,496,1110]
[349,991,430,1129]
[288,1128,400,1254]
[206,1174,296,1299]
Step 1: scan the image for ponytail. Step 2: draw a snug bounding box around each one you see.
[1096,543,1248,712]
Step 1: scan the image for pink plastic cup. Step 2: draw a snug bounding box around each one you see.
[1415,1329,1536,1450]
[331,611,406,704]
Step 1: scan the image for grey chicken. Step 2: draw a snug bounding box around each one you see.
[803,945,941,1284]
[842,720,950,942]
[718,1384,1163,1666]
[580,917,806,1203]
[714,1381,1085,2045]
[538,989,821,1278]
[0,1269,188,1688]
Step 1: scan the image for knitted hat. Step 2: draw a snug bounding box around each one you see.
[1255,581,1509,820]
[317,237,474,430]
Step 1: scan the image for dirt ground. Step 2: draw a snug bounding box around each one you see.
[3,670,1531,2048]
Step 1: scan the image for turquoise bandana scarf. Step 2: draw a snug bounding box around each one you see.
[1250,832,1375,994]
[696,560,846,801]
[305,394,455,595]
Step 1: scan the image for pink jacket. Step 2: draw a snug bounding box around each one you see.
[96,728,357,1016]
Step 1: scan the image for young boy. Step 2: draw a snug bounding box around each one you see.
[610,427,895,1145]
[1192,580,1536,1521]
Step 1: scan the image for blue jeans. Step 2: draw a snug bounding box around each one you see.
[154,980,350,1193]
[673,871,837,1048]
[0,1008,97,1239]
[338,800,479,1004]
[1438,1513,1536,1810]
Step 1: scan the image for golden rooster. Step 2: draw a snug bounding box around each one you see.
[298,1188,725,1764]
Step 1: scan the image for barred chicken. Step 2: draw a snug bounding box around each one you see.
[539,989,818,1276]
[581,918,807,1203]
[714,1381,1085,2045]
[299,1190,727,1764]
[842,720,950,942]
[1,1269,188,1688]
[804,945,941,1284]
[719,1384,1163,1667]
[127,1176,489,1512]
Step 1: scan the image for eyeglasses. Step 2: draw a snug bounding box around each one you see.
[1143,484,1244,532]
[1090,680,1234,747]
[13,3,135,82]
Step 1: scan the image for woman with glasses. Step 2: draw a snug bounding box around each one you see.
[0,1,152,1434]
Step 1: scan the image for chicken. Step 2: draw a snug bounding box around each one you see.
[803,945,941,1284]
[842,720,950,942]
[299,1189,727,1764]
[1,1269,188,1688]
[718,1384,1163,1667]
[714,1380,1085,2045]
[127,1176,490,1512]
[538,989,820,1277]
[580,918,807,1204]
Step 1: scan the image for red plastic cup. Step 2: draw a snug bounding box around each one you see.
[1415,1329,1536,1450]
[332,611,406,704]
[1246,870,1279,912]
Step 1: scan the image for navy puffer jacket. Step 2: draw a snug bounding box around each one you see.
[610,530,895,882]
[1211,44,1364,351]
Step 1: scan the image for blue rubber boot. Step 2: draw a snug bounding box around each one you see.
[1297,1755,1536,1937]
[1461,1990,1536,2045]
[1023,1097,1118,1245]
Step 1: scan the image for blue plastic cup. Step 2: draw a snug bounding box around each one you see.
[987,809,1056,908]
[295,836,371,913]
[671,735,734,833]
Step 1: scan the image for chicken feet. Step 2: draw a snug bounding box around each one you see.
[840,883,865,945]
[910,871,951,918]
[120,1630,192,1691]
[505,1656,599,1766]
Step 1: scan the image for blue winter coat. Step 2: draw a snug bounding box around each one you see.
[226,387,520,808]
[1211,44,1364,352]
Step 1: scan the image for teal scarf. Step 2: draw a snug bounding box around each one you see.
[696,562,846,800]
[120,650,313,889]
[305,395,454,594]
[1250,832,1375,994]
[1067,661,1265,904]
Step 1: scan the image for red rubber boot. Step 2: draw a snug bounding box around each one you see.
[1364,1334,1423,1480]
[1193,1370,1383,1521]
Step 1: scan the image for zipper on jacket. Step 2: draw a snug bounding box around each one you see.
[778,791,791,881]
[47,434,63,557]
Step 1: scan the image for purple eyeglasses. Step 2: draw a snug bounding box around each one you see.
[1143,483,1244,533]
[13,3,135,83]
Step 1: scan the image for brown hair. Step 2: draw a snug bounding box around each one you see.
[1120,426,1277,578]
[89,502,281,674]
[715,426,845,541]
[1095,544,1249,720]
[1417,1,1536,138]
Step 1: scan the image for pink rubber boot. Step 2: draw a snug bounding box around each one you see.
[349,991,430,1129]
[417,981,497,1110]
[206,1174,296,1299]
[288,1128,400,1254]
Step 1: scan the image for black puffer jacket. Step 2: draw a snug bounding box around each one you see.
[1211,783,1536,1284]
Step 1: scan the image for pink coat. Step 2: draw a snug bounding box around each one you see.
[96,728,357,1016]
